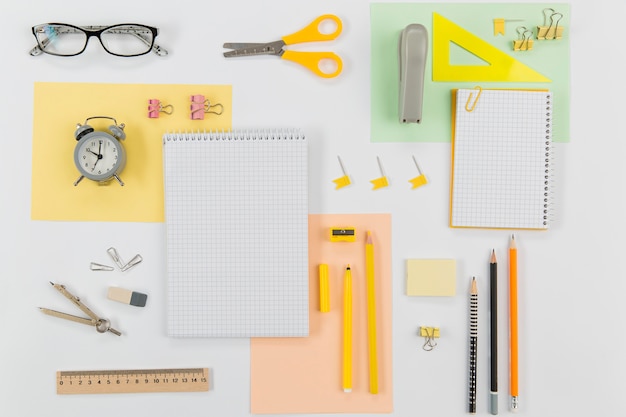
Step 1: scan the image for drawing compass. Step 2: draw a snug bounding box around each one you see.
[39,282,121,336]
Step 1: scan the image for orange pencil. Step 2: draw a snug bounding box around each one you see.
[509,235,519,411]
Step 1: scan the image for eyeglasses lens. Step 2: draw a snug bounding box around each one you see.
[35,24,87,56]
[101,25,154,56]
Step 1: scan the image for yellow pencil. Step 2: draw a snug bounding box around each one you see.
[343,265,353,393]
[366,231,379,394]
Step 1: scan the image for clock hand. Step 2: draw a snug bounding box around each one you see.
[92,140,105,169]
[90,151,103,172]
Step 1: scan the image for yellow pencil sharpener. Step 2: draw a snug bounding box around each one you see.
[330,227,356,242]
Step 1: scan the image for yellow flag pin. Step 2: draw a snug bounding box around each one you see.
[370,156,389,190]
[333,156,352,189]
[493,17,523,36]
[409,155,428,189]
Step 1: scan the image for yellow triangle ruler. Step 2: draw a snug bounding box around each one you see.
[432,13,550,82]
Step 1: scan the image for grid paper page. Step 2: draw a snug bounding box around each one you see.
[163,130,309,337]
[451,89,552,229]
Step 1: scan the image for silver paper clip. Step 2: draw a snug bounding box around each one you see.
[90,262,114,271]
[107,247,125,269]
[121,254,143,272]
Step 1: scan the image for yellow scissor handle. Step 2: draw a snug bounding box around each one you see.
[282,14,342,45]
[281,50,343,78]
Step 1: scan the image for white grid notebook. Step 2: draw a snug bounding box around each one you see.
[450,89,553,229]
[163,130,309,337]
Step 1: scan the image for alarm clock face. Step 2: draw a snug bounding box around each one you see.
[74,132,126,182]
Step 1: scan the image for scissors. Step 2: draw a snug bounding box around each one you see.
[39,282,121,336]
[223,14,343,78]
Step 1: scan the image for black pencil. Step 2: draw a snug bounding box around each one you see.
[469,277,478,414]
[490,250,498,415]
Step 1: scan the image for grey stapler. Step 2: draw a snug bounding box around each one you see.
[399,24,428,124]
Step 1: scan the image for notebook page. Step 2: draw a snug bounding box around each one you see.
[451,89,552,229]
[163,131,309,337]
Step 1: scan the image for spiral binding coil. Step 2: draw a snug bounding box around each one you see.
[163,129,306,143]
[543,93,556,228]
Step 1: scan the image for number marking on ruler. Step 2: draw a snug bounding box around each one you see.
[56,368,209,394]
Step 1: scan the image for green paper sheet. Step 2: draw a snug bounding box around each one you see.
[370,3,570,142]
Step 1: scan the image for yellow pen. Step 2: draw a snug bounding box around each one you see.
[343,265,353,393]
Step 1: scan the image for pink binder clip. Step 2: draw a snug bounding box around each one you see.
[190,94,224,120]
[148,99,173,118]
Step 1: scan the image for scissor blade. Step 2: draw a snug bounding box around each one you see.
[223,40,285,57]
[223,42,268,49]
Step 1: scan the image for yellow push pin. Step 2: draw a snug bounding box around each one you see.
[409,155,428,189]
[332,156,352,189]
[370,156,389,190]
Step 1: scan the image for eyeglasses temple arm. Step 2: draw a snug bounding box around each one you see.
[128,30,168,56]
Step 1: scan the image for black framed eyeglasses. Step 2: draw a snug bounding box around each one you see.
[29,23,168,57]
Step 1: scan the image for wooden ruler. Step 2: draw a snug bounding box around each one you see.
[56,368,209,394]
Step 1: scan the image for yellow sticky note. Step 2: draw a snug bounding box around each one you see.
[31,82,232,222]
[406,259,456,296]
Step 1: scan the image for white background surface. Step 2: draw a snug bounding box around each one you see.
[1,0,624,416]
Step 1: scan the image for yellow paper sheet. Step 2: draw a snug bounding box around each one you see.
[251,214,393,414]
[406,259,456,296]
[31,82,232,222]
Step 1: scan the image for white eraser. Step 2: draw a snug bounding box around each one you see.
[107,287,148,307]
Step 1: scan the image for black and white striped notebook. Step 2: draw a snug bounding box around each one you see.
[163,130,309,337]
[450,89,553,230]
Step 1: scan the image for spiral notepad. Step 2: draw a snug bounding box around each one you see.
[450,89,553,229]
[163,130,309,337]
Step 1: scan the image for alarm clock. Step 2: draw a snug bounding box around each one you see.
[73,116,127,186]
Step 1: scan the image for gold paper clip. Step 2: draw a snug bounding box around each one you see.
[513,27,534,51]
[465,86,482,112]
[537,8,564,40]
[419,326,440,351]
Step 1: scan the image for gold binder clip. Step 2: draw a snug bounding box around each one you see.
[419,326,440,351]
[537,8,564,40]
[465,86,482,112]
[513,27,534,51]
